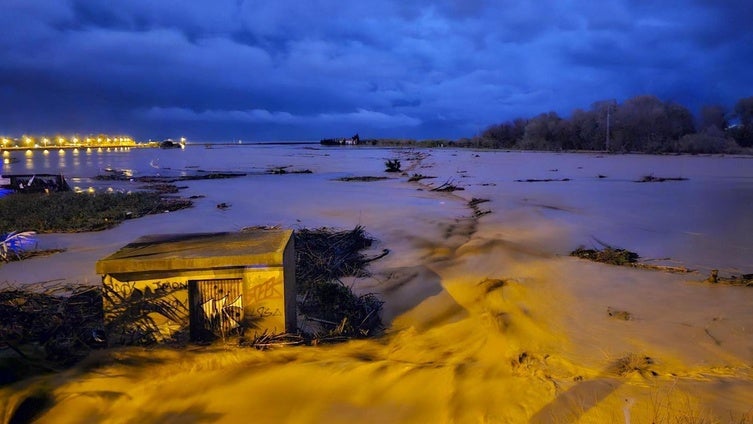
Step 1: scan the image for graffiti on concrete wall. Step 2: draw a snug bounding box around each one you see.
[103,278,190,344]
[247,277,283,304]
[192,279,244,337]
[200,294,243,331]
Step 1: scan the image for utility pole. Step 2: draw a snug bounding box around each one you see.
[605,100,616,152]
[605,105,611,153]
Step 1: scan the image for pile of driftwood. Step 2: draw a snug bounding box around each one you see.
[570,243,752,279]
[295,226,385,289]
[570,245,639,266]
[570,244,693,273]
[295,226,387,342]
[0,284,104,382]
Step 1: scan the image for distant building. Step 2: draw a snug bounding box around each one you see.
[320,133,360,145]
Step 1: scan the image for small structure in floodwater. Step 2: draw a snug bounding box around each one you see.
[96,229,296,344]
[159,138,185,149]
[0,173,71,193]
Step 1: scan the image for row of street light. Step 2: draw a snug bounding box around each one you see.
[1,135,139,150]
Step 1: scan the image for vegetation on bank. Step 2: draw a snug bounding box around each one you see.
[570,245,639,266]
[569,243,694,273]
[362,95,753,154]
[569,243,753,283]
[0,191,192,234]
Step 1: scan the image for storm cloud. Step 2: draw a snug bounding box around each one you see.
[1,0,751,141]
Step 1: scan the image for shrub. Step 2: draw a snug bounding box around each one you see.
[677,127,740,154]
[384,159,402,172]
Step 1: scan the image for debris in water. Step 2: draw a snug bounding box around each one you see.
[607,307,633,321]
[636,175,688,183]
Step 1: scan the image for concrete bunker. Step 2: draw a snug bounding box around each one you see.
[96,229,295,343]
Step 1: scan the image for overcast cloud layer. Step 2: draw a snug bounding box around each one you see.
[1,0,752,141]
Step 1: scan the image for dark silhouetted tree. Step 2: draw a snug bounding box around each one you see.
[569,108,597,150]
[611,96,693,152]
[480,118,527,148]
[474,94,750,153]
[698,104,728,131]
[731,96,753,147]
[520,112,567,150]
[612,95,667,152]
[665,102,695,140]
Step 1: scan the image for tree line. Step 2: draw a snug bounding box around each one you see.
[456,95,753,153]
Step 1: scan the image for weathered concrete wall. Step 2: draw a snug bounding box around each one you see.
[98,230,295,344]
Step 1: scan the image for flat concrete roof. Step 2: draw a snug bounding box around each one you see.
[96,229,293,275]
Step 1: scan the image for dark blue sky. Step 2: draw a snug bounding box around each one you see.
[1,0,752,142]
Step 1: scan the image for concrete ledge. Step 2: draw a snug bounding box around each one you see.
[96,229,293,274]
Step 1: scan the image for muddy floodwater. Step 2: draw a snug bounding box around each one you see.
[2,145,753,422]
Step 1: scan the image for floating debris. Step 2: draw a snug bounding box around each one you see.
[515,178,571,183]
[607,307,633,321]
[613,353,657,377]
[570,246,639,266]
[266,166,313,175]
[636,175,688,183]
[407,173,436,182]
[239,330,304,350]
[384,159,402,173]
[571,242,694,273]
[334,176,390,182]
[705,269,753,286]
[468,198,491,218]
[431,179,465,192]
[477,277,508,294]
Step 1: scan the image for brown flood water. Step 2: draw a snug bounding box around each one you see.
[2,147,752,423]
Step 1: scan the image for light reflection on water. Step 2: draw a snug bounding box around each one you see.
[3,147,150,192]
[57,149,66,170]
